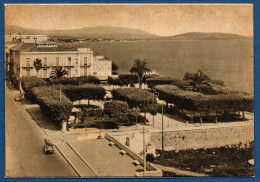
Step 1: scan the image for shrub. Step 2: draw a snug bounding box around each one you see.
[104,101,129,118]
[107,76,123,86]
[96,121,119,129]
[146,76,189,90]
[154,84,254,113]
[127,114,149,123]
[118,74,138,85]
[31,86,73,125]
[111,88,158,114]
[108,74,138,86]
[21,76,47,100]
[63,84,106,102]
[49,76,100,85]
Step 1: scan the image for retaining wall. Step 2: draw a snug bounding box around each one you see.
[150,124,254,151]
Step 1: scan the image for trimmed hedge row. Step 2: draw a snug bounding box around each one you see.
[108,74,138,86]
[154,85,254,113]
[49,76,101,85]
[146,76,189,90]
[62,84,106,102]
[21,76,47,100]
[31,86,73,125]
[111,88,158,114]
[147,76,235,95]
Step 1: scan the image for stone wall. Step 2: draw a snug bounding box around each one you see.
[150,125,254,151]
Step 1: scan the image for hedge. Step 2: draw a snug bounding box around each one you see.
[31,86,73,125]
[107,74,138,86]
[49,76,100,85]
[118,74,138,85]
[62,84,106,102]
[154,85,254,113]
[146,76,189,90]
[147,76,235,95]
[111,88,158,114]
[21,76,47,100]
[104,101,129,117]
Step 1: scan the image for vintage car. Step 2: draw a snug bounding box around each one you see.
[42,139,55,154]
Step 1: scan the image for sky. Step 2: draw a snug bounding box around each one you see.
[5,4,253,37]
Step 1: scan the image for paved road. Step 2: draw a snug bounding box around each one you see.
[5,88,78,177]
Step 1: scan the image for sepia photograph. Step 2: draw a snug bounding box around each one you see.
[4,4,254,178]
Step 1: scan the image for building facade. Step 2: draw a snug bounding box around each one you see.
[5,33,49,43]
[93,56,112,80]
[7,42,112,81]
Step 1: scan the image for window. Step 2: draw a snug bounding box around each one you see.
[43,69,47,78]
[68,68,71,77]
[84,68,87,76]
[68,57,71,66]
[43,58,47,66]
[56,57,59,66]
[75,59,78,64]
[26,69,30,76]
[84,57,88,65]
[26,58,30,67]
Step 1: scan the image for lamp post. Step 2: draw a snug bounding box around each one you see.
[152,92,159,128]
[161,100,164,152]
[152,91,164,151]
[141,126,148,177]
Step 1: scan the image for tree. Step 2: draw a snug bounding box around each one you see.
[33,58,42,78]
[183,69,212,93]
[112,61,118,75]
[50,67,68,80]
[104,101,129,122]
[130,59,152,89]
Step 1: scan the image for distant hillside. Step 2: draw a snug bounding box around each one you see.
[5,25,159,40]
[162,32,252,40]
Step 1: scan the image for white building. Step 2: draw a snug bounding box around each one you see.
[5,33,49,43]
[7,42,112,80]
[93,56,112,80]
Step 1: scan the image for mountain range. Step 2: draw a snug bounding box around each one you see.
[5,24,252,40]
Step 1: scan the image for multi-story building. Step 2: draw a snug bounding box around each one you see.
[5,33,49,43]
[93,56,112,80]
[7,42,112,81]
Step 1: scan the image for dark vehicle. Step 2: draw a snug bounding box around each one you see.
[42,139,55,154]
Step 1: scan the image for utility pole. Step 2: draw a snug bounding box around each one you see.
[162,103,164,152]
[143,126,146,177]
[141,126,148,177]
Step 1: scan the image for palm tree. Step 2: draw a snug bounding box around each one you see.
[50,67,68,80]
[33,58,42,78]
[183,69,212,92]
[130,59,152,89]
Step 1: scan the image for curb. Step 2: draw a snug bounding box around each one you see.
[21,100,49,136]
[66,142,98,177]
[55,145,81,177]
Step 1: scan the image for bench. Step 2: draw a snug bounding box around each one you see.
[133,160,141,166]
[120,150,127,155]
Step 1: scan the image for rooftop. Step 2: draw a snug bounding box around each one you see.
[10,43,93,52]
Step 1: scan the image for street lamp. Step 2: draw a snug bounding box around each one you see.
[152,90,164,151]
[141,126,148,177]
[152,92,159,128]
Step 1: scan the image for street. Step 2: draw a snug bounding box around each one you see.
[5,87,77,177]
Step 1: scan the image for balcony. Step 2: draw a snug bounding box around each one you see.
[80,64,92,67]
